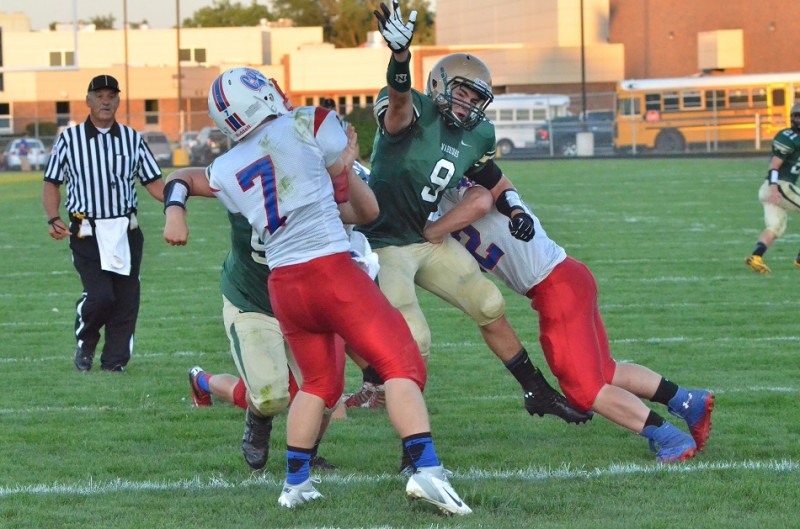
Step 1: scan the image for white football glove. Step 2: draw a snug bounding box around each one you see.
[373,0,417,53]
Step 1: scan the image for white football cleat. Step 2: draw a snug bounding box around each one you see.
[406,465,472,516]
[277,478,323,508]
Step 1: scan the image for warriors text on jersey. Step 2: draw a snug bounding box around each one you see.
[771,127,800,185]
[208,106,350,268]
[439,186,566,295]
[357,87,497,249]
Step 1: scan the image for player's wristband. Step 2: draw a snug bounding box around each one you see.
[495,188,527,217]
[387,53,411,93]
[47,216,61,225]
[767,169,779,185]
[163,179,190,212]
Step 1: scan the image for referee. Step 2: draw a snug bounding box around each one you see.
[42,74,165,373]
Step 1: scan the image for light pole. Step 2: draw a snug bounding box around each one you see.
[176,0,183,134]
[580,0,587,126]
[123,0,130,122]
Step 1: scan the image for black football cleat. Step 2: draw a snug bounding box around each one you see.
[242,408,273,470]
[523,370,593,424]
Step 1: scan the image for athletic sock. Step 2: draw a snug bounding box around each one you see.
[650,377,679,406]
[402,432,440,469]
[196,372,211,393]
[286,446,313,485]
[504,348,541,391]
[752,241,768,257]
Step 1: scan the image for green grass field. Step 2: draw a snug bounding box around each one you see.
[1,158,798,528]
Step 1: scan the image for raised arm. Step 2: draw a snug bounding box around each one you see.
[374,1,417,135]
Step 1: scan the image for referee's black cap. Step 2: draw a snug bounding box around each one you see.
[88,75,121,93]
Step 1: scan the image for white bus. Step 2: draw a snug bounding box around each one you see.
[485,93,571,156]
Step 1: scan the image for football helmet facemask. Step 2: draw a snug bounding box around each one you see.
[208,68,293,143]
[791,102,800,132]
[426,53,493,131]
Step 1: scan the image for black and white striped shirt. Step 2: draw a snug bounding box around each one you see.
[44,118,162,219]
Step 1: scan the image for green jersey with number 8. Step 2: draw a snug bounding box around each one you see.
[357,87,496,249]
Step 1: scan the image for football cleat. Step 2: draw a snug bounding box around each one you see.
[669,389,715,451]
[188,366,212,407]
[242,408,273,470]
[745,255,771,274]
[277,478,323,508]
[643,422,697,463]
[310,455,337,471]
[343,381,385,409]
[74,347,94,372]
[523,371,593,424]
[406,465,472,516]
[794,256,800,269]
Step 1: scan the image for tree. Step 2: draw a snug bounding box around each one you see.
[182,0,274,28]
[88,14,115,30]
[271,0,435,48]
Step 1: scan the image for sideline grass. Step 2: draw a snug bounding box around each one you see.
[1,158,798,528]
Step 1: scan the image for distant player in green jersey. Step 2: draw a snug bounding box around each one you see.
[357,0,591,425]
[746,101,800,273]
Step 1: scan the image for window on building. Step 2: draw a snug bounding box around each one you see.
[305,97,314,106]
[366,95,374,106]
[0,102,10,133]
[179,48,191,61]
[145,99,159,125]
[194,48,206,63]
[49,50,75,67]
[338,96,347,114]
[352,95,361,108]
[55,101,70,126]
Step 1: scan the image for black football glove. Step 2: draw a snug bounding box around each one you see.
[509,212,535,242]
[374,0,417,53]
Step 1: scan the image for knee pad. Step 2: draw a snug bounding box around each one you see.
[249,379,291,416]
[473,280,506,325]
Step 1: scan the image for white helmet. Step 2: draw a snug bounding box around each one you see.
[207,68,293,142]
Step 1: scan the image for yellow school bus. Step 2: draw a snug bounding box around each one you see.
[613,72,800,153]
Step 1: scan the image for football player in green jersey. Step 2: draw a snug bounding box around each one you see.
[359,0,591,425]
[745,101,800,273]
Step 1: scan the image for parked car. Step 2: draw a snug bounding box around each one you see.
[180,131,199,151]
[141,131,174,168]
[189,127,231,166]
[2,138,49,171]
[534,110,615,156]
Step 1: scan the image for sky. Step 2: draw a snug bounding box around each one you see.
[3,1,437,31]
[1,0,265,30]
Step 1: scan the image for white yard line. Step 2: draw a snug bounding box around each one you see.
[0,459,796,497]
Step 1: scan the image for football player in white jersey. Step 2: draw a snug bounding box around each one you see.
[162,67,471,515]
[427,181,715,463]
